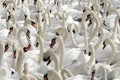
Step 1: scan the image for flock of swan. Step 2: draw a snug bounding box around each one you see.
[0,0,120,80]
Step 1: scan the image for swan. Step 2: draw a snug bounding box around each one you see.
[49,35,64,70]
[20,62,37,80]
[93,63,107,80]
[96,38,115,65]
[17,27,32,52]
[43,49,60,71]
[87,12,100,43]
[7,9,18,38]
[43,68,73,80]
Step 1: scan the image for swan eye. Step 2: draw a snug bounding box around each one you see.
[42,18,44,22]
[11,71,15,75]
[83,9,86,13]
[86,14,91,21]
[12,8,15,11]
[4,44,9,52]
[35,42,39,47]
[106,11,109,17]
[88,52,91,56]
[24,15,27,20]
[103,20,107,26]
[56,32,60,36]
[88,19,92,26]
[95,60,98,63]
[73,30,75,34]
[91,6,94,10]
[49,10,52,13]
[98,33,101,37]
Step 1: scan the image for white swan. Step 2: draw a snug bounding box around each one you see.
[35,36,44,64]
[43,49,60,71]
[49,35,64,70]
[20,62,37,80]
[16,50,25,78]
[17,27,32,52]
[96,38,115,65]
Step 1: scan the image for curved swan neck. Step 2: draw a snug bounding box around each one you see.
[47,70,62,80]
[94,28,104,51]
[61,68,73,80]
[70,25,79,48]
[107,39,115,65]
[17,50,25,78]
[56,36,64,70]
[87,45,95,67]
[37,36,44,64]
[88,13,100,42]
[99,65,107,80]
[49,49,60,71]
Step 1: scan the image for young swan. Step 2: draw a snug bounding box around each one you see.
[20,63,37,80]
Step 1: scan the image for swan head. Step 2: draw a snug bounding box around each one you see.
[23,43,31,52]
[12,43,17,59]
[49,38,56,48]
[43,50,51,65]
[6,12,11,22]
[86,14,91,21]
[30,21,37,29]
[26,29,30,38]
[102,39,110,49]
[4,40,12,52]
[8,27,13,35]
[43,74,48,80]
